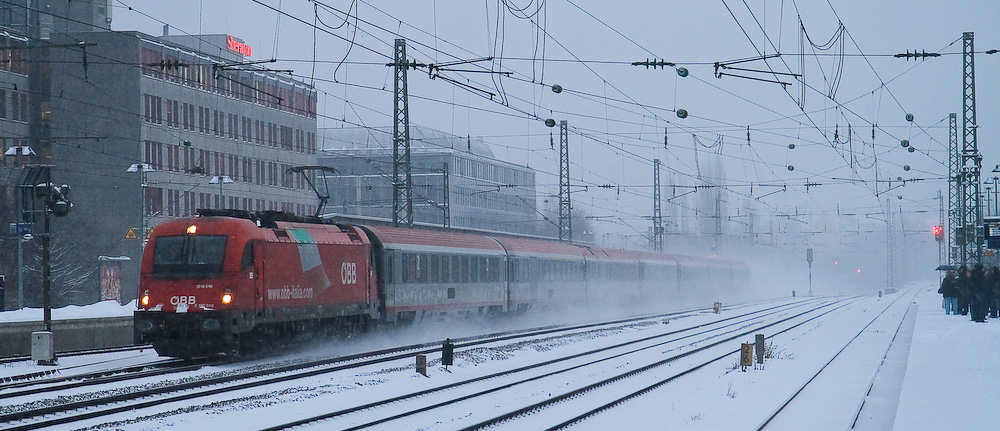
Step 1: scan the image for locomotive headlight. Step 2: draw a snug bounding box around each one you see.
[186,224,198,234]
[221,290,233,305]
[141,290,150,307]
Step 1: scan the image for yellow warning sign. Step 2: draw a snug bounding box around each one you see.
[125,228,138,239]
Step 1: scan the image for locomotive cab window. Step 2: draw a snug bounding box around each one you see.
[240,242,254,270]
[152,235,227,278]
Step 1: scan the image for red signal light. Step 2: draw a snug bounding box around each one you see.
[933,225,944,242]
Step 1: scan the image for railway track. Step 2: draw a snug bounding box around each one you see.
[0,298,813,431]
[252,297,850,430]
[754,289,918,430]
[0,357,210,401]
[0,344,152,367]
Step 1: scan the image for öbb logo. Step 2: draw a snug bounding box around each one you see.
[170,296,196,306]
[341,262,357,285]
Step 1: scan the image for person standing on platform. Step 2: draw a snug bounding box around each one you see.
[957,266,972,316]
[969,264,988,323]
[990,266,1000,319]
[938,270,959,315]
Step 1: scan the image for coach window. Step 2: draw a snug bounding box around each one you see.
[418,254,428,282]
[430,255,440,283]
[387,254,393,284]
[403,253,416,283]
[452,255,462,282]
[461,256,470,283]
[401,253,408,283]
[479,257,487,282]
[470,257,479,283]
[440,255,450,283]
[490,258,500,282]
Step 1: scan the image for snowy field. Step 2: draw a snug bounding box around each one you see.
[2,281,998,430]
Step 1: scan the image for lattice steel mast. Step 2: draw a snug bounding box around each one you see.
[960,32,982,264]
[948,113,960,265]
[558,120,572,241]
[652,158,663,252]
[391,39,413,227]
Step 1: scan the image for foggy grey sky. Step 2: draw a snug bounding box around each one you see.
[110,1,1000,263]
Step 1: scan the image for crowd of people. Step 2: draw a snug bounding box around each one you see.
[937,263,1000,322]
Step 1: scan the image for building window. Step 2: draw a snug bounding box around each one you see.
[144,140,163,169]
[140,47,162,78]
[281,164,292,188]
[228,114,237,139]
[166,189,177,217]
[212,110,220,136]
[255,120,264,145]
[11,91,26,122]
[142,94,162,124]
[146,187,163,217]
[280,126,293,150]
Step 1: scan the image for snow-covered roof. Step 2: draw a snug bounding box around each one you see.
[319,126,496,158]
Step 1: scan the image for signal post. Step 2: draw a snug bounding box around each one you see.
[20,164,73,365]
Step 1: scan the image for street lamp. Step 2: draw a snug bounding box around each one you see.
[6,145,35,310]
[209,175,233,208]
[990,164,1000,216]
[126,163,154,249]
[986,187,993,217]
[4,145,35,157]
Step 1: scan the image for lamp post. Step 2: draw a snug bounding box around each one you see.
[209,175,233,208]
[17,233,30,309]
[126,163,154,249]
[989,166,1000,216]
[5,145,35,310]
[986,187,993,217]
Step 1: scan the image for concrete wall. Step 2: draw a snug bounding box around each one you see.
[0,316,134,356]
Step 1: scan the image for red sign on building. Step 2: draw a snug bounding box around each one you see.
[227,35,252,57]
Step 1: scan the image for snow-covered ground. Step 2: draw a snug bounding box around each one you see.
[0,300,136,323]
[2,281,997,430]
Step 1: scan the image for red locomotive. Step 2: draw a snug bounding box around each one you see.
[134,210,747,357]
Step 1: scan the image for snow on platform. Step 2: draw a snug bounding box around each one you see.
[893,284,1000,429]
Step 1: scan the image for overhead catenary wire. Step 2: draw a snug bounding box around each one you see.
[14,1,946,237]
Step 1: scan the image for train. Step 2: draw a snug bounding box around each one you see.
[134,209,748,357]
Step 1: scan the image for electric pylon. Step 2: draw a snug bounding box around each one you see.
[391,39,413,227]
[558,120,572,241]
